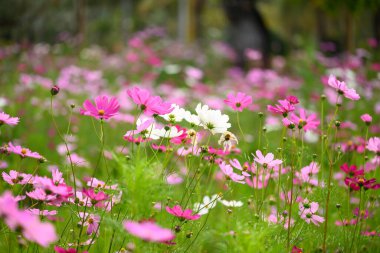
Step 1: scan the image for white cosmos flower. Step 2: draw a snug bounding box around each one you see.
[195,103,231,134]
[193,194,219,215]
[219,199,244,207]
[184,110,201,126]
[151,126,183,139]
[160,104,187,123]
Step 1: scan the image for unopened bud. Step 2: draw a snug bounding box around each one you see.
[50,85,60,96]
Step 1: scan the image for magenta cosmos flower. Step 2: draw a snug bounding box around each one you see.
[290,108,320,131]
[82,188,108,204]
[54,246,88,253]
[267,99,295,117]
[328,75,360,100]
[127,87,173,116]
[345,176,380,191]
[166,205,201,220]
[6,142,43,160]
[123,220,175,243]
[253,150,282,168]
[340,163,364,178]
[224,92,252,112]
[80,95,120,120]
[0,112,19,126]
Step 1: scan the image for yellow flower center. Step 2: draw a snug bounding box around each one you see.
[98,109,105,116]
[21,149,27,155]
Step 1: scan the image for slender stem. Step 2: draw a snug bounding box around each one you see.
[236,112,245,140]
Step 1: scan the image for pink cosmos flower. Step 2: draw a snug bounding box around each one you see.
[166,205,201,220]
[82,188,108,205]
[0,191,57,247]
[362,231,380,237]
[286,96,299,105]
[0,112,19,126]
[267,99,295,117]
[299,201,325,226]
[229,159,251,177]
[328,75,360,100]
[6,142,43,160]
[298,199,319,214]
[353,208,369,220]
[335,219,357,226]
[80,95,120,120]
[87,177,118,190]
[2,170,33,185]
[367,137,380,154]
[28,209,57,217]
[166,173,183,185]
[253,150,282,168]
[78,212,100,235]
[127,87,173,116]
[123,220,175,243]
[290,108,320,131]
[219,161,246,184]
[224,92,252,112]
[360,114,372,124]
[296,162,319,186]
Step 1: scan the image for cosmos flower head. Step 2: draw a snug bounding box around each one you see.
[327,75,360,101]
[224,92,252,112]
[123,220,175,243]
[253,150,282,169]
[0,112,19,126]
[195,103,231,134]
[127,87,173,116]
[166,205,201,220]
[6,142,43,160]
[290,108,320,131]
[80,95,120,120]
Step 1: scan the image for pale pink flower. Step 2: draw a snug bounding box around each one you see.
[6,142,43,160]
[0,191,57,247]
[290,108,320,131]
[224,92,252,112]
[253,150,282,168]
[80,95,120,120]
[123,220,175,243]
[0,112,19,126]
[300,211,325,226]
[360,114,372,124]
[166,173,183,185]
[299,200,324,226]
[219,161,246,184]
[328,75,360,100]
[78,212,100,235]
[367,137,380,153]
[166,205,200,220]
[2,170,33,185]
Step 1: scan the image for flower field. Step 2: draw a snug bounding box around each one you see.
[0,31,379,253]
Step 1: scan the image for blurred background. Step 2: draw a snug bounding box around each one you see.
[0,0,379,66]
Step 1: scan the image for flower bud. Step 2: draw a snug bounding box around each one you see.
[50,85,60,96]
